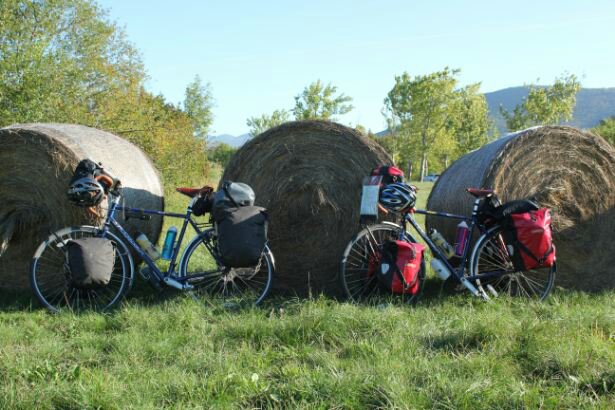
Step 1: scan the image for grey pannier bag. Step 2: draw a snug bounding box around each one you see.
[213,206,268,268]
[67,238,115,289]
[212,181,268,267]
[212,182,255,214]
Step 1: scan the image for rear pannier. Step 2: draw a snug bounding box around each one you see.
[504,208,555,271]
[377,240,425,294]
[66,238,115,289]
[213,181,268,268]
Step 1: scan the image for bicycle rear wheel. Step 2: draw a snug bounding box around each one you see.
[179,230,274,306]
[470,226,555,300]
[340,223,424,304]
[30,226,133,313]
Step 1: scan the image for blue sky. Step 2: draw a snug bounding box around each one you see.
[98,0,615,136]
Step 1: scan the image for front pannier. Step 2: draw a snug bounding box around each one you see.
[377,240,425,294]
[214,206,268,268]
[67,238,115,289]
[504,208,556,271]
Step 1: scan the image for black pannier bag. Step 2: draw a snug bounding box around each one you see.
[67,238,115,289]
[213,206,268,268]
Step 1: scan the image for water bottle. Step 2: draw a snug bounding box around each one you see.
[161,226,178,260]
[454,221,470,257]
[135,232,161,261]
[431,259,451,280]
[429,229,455,259]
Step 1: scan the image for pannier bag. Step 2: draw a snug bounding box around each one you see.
[214,206,268,268]
[66,238,115,289]
[371,166,404,186]
[378,240,425,294]
[504,208,555,271]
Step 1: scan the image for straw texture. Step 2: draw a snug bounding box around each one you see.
[221,120,393,296]
[0,124,164,290]
[426,126,615,290]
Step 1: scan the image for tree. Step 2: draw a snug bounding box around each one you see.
[183,75,214,140]
[0,0,210,186]
[207,143,237,167]
[246,109,289,137]
[383,68,459,181]
[292,80,353,120]
[449,83,496,155]
[593,117,615,147]
[500,74,581,131]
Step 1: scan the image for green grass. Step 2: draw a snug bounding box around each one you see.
[2,176,614,408]
[0,293,613,408]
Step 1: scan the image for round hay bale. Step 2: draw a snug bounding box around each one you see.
[0,123,164,290]
[221,120,393,296]
[426,126,615,291]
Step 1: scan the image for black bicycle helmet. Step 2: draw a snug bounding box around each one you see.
[379,182,417,212]
[67,177,105,207]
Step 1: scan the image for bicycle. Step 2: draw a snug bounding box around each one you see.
[340,187,556,303]
[30,178,275,313]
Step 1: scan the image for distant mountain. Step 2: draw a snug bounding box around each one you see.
[485,87,615,134]
[208,133,251,148]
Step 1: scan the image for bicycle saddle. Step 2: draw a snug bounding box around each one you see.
[466,187,495,198]
[176,185,214,198]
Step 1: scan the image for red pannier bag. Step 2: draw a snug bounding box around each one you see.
[507,208,556,271]
[377,240,425,294]
[371,165,404,186]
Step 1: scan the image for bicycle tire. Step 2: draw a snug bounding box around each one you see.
[470,226,555,301]
[179,229,274,306]
[340,223,425,304]
[30,226,134,313]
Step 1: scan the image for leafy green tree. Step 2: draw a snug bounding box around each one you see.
[449,83,496,155]
[246,109,289,137]
[0,0,144,125]
[500,74,581,131]
[384,68,459,181]
[0,0,209,186]
[292,80,353,120]
[183,75,214,140]
[207,143,237,167]
[593,117,615,146]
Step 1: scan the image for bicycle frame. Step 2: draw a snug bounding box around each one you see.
[98,193,216,288]
[393,196,492,297]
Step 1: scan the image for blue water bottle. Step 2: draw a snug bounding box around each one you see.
[161,226,177,260]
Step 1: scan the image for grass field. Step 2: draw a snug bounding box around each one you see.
[1,176,614,409]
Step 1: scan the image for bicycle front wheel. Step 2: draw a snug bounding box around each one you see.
[470,226,555,301]
[340,223,424,304]
[180,230,274,306]
[30,226,133,313]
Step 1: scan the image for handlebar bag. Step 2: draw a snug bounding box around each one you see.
[66,238,115,289]
[378,240,425,294]
[504,208,555,271]
[213,205,268,268]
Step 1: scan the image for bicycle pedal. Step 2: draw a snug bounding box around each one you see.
[486,284,499,298]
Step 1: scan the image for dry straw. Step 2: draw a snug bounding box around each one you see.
[0,124,164,290]
[221,120,393,296]
[427,126,615,291]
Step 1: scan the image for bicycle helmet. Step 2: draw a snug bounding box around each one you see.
[67,177,105,207]
[379,182,417,212]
